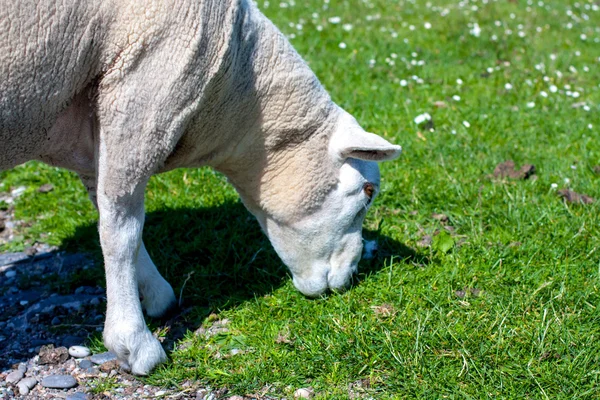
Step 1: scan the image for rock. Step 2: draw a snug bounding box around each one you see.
[78,359,93,369]
[51,316,61,325]
[90,351,117,365]
[41,375,78,389]
[4,270,16,278]
[69,346,91,358]
[294,388,314,399]
[99,360,119,373]
[66,392,89,400]
[228,396,244,400]
[39,345,69,365]
[17,363,27,373]
[16,377,37,395]
[5,369,24,384]
[558,189,595,205]
[19,377,37,389]
[38,183,54,193]
[11,186,27,197]
[17,382,30,396]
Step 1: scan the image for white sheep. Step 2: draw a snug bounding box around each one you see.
[0,0,401,374]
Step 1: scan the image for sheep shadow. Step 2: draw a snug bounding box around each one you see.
[0,200,426,370]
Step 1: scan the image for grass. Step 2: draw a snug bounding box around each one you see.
[2,0,600,397]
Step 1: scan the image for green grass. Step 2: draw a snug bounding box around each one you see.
[2,0,600,397]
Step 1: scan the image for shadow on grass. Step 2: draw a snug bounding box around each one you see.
[60,201,427,351]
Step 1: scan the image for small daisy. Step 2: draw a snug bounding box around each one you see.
[414,113,432,124]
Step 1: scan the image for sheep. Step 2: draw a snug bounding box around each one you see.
[0,0,401,374]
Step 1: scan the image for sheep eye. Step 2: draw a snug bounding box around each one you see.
[363,182,375,199]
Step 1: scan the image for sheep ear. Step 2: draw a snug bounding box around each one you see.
[330,129,402,162]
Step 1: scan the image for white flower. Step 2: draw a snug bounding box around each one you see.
[316,25,323,31]
[457,78,464,85]
[338,42,347,49]
[505,83,513,90]
[342,23,353,31]
[328,16,341,24]
[424,22,432,29]
[463,120,471,128]
[470,23,481,37]
[549,85,558,93]
[564,178,570,184]
[400,79,408,87]
[452,95,461,101]
[527,102,535,108]
[414,113,432,125]
[540,91,548,97]
[551,183,558,189]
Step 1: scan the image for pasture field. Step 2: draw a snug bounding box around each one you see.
[1,0,600,397]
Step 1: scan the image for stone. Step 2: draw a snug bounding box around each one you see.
[39,345,69,365]
[19,377,37,389]
[17,382,30,396]
[51,316,61,325]
[294,388,314,399]
[78,359,93,369]
[66,392,89,400]
[90,352,117,365]
[69,346,91,358]
[5,369,24,384]
[4,270,16,278]
[17,363,27,373]
[41,375,78,389]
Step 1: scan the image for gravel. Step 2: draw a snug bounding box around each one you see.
[0,188,231,399]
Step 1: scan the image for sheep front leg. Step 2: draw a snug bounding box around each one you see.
[96,177,166,375]
[79,173,176,319]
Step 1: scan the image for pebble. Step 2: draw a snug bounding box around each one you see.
[69,346,91,358]
[17,377,37,396]
[66,392,89,400]
[17,363,27,373]
[79,359,93,369]
[90,351,117,365]
[4,270,16,279]
[41,374,78,389]
[19,377,37,389]
[17,382,30,396]
[5,369,24,384]
[294,388,314,399]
